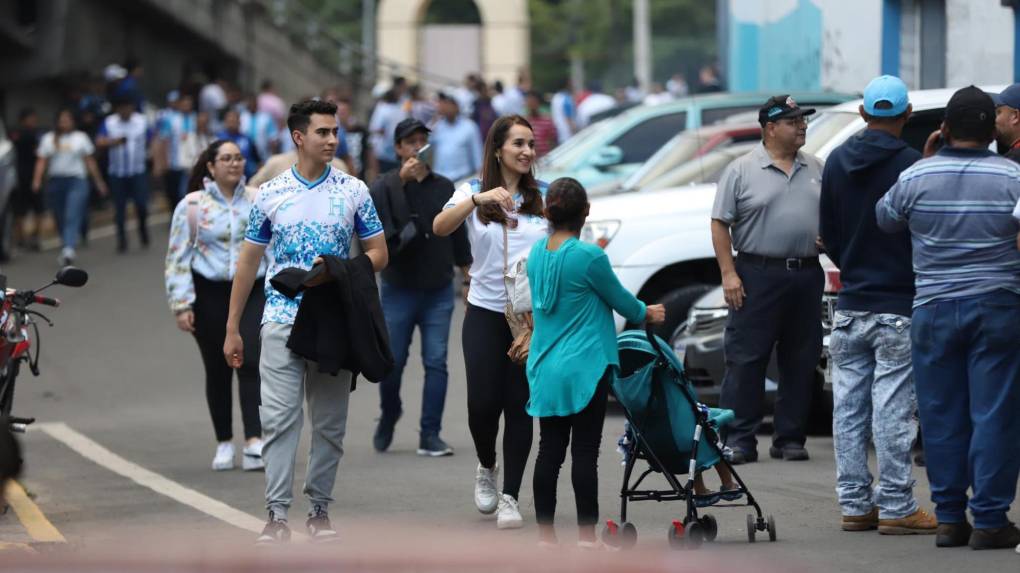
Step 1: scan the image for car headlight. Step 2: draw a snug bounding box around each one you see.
[580,219,621,249]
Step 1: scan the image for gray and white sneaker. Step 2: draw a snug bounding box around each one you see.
[306,505,340,544]
[474,463,499,514]
[242,440,265,471]
[255,512,290,546]
[496,493,523,529]
[212,442,235,471]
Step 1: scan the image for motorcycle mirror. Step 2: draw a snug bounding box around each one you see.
[54,266,88,288]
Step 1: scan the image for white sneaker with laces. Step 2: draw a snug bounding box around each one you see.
[243,440,265,471]
[474,463,499,514]
[212,442,235,471]
[496,493,523,529]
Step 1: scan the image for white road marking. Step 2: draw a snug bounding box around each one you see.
[35,422,301,538]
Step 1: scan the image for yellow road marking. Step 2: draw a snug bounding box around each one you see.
[3,480,65,543]
[0,541,37,554]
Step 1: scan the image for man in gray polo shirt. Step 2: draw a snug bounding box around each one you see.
[710,95,825,465]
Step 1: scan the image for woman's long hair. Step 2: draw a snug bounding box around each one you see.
[185,139,231,195]
[477,115,543,225]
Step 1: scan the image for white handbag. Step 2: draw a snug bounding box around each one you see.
[502,225,532,316]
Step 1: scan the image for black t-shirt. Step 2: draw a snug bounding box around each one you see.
[11,128,39,189]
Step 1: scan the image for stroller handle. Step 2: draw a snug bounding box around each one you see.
[645,323,670,364]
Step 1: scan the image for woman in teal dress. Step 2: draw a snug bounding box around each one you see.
[526,177,666,548]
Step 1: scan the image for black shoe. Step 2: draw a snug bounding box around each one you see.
[769,444,810,461]
[116,240,127,254]
[726,446,758,465]
[255,512,291,546]
[306,505,339,544]
[969,523,1020,550]
[936,521,972,548]
[914,451,926,467]
[417,433,454,457]
[373,412,400,452]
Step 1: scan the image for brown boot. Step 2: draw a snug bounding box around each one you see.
[879,509,937,535]
[842,508,878,531]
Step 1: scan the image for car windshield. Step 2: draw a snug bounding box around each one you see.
[802,111,859,156]
[540,118,618,168]
[618,130,704,189]
[638,143,758,191]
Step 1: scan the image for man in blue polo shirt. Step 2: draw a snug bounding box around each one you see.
[223,99,388,546]
[877,86,1020,551]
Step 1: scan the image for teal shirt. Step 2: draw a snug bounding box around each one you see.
[525,237,647,417]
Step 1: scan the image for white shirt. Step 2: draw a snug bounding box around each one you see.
[37,131,94,178]
[577,93,617,128]
[199,83,227,115]
[99,113,149,177]
[444,180,549,313]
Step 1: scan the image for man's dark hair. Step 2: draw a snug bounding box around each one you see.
[946,120,995,144]
[17,107,36,122]
[286,99,338,135]
[260,79,274,92]
[862,100,909,124]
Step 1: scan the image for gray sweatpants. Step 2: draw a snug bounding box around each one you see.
[260,322,352,521]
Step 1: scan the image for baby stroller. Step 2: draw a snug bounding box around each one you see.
[602,326,776,550]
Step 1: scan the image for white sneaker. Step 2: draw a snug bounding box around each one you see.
[474,463,499,514]
[212,442,235,471]
[496,493,523,529]
[58,247,75,266]
[242,440,265,471]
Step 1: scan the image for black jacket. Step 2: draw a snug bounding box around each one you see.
[270,255,394,387]
[370,170,472,290]
[820,129,921,317]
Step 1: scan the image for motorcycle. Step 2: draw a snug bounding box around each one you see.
[0,266,88,433]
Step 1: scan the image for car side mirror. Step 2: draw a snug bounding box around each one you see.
[589,145,624,170]
[55,266,88,288]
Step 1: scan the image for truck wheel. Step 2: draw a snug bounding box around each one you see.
[653,284,714,338]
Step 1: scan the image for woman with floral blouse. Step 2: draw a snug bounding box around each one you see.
[165,140,267,472]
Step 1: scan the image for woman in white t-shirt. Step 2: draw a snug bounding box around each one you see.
[434,114,548,530]
[32,109,108,265]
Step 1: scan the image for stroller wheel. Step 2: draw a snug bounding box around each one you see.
[746,513,757,543]
[621,522,638,549]
[767,514,777,542]
[701,515,719,542]
[685,522,705,549]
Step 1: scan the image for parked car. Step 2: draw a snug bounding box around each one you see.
[539,91,853,194]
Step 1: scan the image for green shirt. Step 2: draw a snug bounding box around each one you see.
[525,237,647,417]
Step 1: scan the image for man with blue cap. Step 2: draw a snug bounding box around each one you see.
[991,83,1020,163]
[819,75,936,535]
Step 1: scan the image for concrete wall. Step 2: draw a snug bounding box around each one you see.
[0,0,344,121]
[725,0,1017,95]
[945,0,1013,88]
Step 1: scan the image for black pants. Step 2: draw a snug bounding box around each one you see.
[462,303,533,499]
[533,375,609,526]
[192,273,265,442]
[719,257,823,451]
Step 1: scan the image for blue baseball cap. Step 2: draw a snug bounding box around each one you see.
[991,83,1020,109]
[863,75,909,117]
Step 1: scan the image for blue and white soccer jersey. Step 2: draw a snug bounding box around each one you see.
[245,165,384,325]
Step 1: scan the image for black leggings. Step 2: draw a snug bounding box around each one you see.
[192,273,265,442]
[462,303,533,499]
[533,375,610,526]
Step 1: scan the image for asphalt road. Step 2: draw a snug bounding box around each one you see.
[0,225,1018,572]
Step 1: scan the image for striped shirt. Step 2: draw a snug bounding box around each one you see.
[876,147,1020,307]
[157,111,197,171]
[98,113,150,177]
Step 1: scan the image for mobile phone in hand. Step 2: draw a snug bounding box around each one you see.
[416,143,432,166]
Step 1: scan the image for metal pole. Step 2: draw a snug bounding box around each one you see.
[633,0,652,90]
[362,0,376,85]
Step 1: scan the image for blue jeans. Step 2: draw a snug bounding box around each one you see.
[829,311,918,519]
[379,281,455,436]
[911,290,1020,529]
[45,176,89,250]
[108,174,149,247]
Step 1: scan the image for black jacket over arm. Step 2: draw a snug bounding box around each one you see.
[370,170,472,290]
[270,254,394,388]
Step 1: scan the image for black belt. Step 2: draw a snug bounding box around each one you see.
[737,253,819,270]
